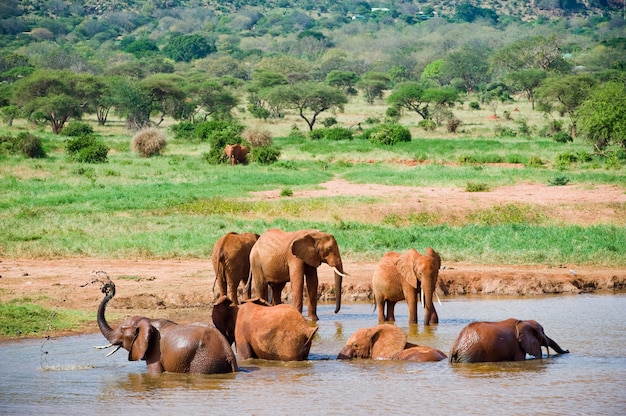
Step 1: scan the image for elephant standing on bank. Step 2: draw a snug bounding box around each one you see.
[337,324,447,362]
[212,296,318,361]
[96,281,238,374]
[211,231,259,304]
[224,144,249,165]
[449,318,569,363]
[249,228,347,321]
[372,247,442,325]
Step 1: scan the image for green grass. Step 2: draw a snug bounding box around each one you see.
[0,299,93,337]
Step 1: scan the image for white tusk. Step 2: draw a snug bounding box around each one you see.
[435,291,442,306]
[105,345,123,357]
[331,266,349,277]
[93,343,113,350]
[420,288,424,306]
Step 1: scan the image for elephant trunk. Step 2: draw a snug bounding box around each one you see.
[332,265,344,314]
[421,280,438,326]
[97,282,119,344]
[546,336,569,355]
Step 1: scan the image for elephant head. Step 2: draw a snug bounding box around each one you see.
[516,319,570,359]
[224,144,249,165]
[291,230,346,314]
[396,247,441,325]
[211,295,239,345]
[337,324,407,360]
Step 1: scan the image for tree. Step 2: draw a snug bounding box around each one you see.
[11,70,93,134]
[191,79,239,121]
[162,33,216,62]
[443,47,491,94]
[506,69,548,110]
[109,77,152,130]
[325,70,359,95]
[536,74,596,137]
[578,82,626,150]
[141,74,187,125]
[357,72,391,105]
[387,82,458,120]
[421,59,449,86]
[491,35,569,74]
[264,83,347,131]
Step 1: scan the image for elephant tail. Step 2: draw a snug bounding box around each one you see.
[244,271,252,299]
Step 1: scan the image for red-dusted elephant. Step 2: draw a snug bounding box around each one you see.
[224,144,249,165]
[212,296,318,361]
[211,231,259,304]
[337,324,447,362]
[449,318,569,363]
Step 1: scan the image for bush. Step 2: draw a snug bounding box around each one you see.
[365,123,411,145]
[466,182,490,192]
[446,117,461,133]
[553,132,573,143]
[247,104,271,120]
[243,128,273,147]
[170,121,197,141]
[418,119,436,131]
[469,101,480,110]
[321,117,338,127]
[62,121,94,137]
[309,127,353,141]
[17,132,46,158]
[494,125,517,137]
[196,120,245,164]
[548,174,570,186]
[251,145,280,165]
[131,128,167,157]
[66,134,109,163]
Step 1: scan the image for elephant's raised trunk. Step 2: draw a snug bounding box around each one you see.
[546,336,569,355]
[97,282,119,345]
[331,265,344,314]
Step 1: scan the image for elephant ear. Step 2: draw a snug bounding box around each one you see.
[396,248,421,289]
[370,325,408,359]
[124,318,157,361]
[292,234,322,267]
[425,247,441,270]
[517,320,544,359]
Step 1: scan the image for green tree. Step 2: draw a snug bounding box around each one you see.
[357,72,391,105]
[491,35,569,74]
[506,69,548,110]
[163,34,216,62]
[325,70,359,95]
[420,59,449,86]
[536,74,596,137]
[141,74,187,125]
[109,77,152,130]
[443,48,491,94]
[387,82,458,120]
[578,82,626,150]
[264,83,347,131]
[191,79,239,121]
[11,70,92,134]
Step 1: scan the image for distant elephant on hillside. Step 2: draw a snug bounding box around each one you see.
[211,231,259,304]
[225,144,249,165]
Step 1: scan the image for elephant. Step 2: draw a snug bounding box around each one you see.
[337,324,447,362]
[210,231,260,304]
[224,144,249,165]
[449,318,570,363]
[372,247,442,326]
[249,228,347,321]
[212,296,318,361]
[96,280,238,374]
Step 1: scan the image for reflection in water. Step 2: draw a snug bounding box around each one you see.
[0,295,624,415]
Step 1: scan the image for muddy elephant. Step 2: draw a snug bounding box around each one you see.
[212,296,318,361]
[96,281,238,374]
[449,318,570,363]
[337,324,447,362]
[249,228,347,321]
[211,231,259,304]
[372,247,442,325]
[224,144,249,165]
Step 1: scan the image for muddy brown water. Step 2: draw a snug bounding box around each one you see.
[1,294,625,415]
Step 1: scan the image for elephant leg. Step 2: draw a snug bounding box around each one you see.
[305,273,319,321]
[236,340,255,360]
[228,279,240,305]
[376,296,386,323]
[270,282,286,305]
[386,300,397,322]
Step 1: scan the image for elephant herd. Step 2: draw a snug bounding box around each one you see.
[95,228,569,375]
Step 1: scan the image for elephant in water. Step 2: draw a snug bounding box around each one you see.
[95,280,238,374]
[212,296,318,361]
[449,318,569,363]
[211,231,259,304]
[337,324,447,362]
[249,228,347,321]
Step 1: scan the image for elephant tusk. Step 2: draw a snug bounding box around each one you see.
[421,288,424,306]
[331,266,349,277]
[105,345,123,357]
[93,343,113,350]
[435,291,442,306]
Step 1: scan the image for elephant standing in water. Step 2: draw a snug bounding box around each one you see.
[249,228,347,321]
[212,296,318,361]
[96,280,238,374]
[211,231,259,304]
[372,247,442,325]
[337,324,447,362]
[449,318,569,363]
[224,144,249,165]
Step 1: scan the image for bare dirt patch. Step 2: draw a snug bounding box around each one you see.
[1,180,625,339]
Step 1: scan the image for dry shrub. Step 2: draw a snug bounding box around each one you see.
[131,128,167,157]
[243,128,273,148]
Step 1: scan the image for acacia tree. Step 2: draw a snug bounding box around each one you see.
[505,69,548,110]
[387,82,458,120]
[578,81,626,150]
[357,72,391,105]
[11,69,93,133]
[264,82,347,131]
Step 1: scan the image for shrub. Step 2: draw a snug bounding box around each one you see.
[548,174,570,186]
[466,182,490,192]
[17,132,46,158]
[321,117,338,127]
[446,117,461,133]
[251,145,280,165]
[494,125,517,137]
[131,128,167,157]
[62,121,94,137]
[526,156,545,167]
[418,119,436,131]
[247,104,271,120]
[310,127,353,141]
[555,152,578,167]
[385,106,401,120]
[66,134,109,163]
[553,132,573,143]
[170,121,197,141]
[196,120,245,164]
[366,123,411,145]
[469,101,480,110]
[280,187,293,197]
[243,128,273,147]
